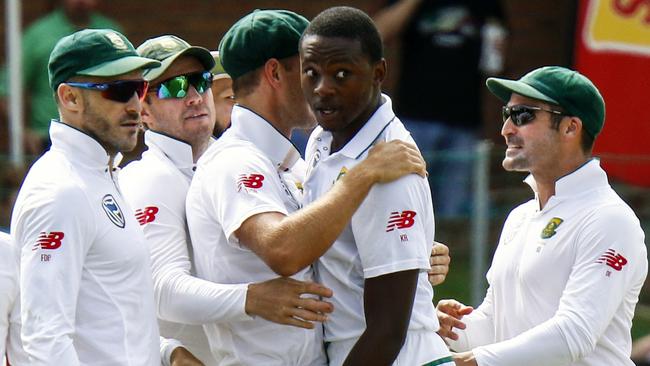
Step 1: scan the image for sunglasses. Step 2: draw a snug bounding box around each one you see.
[66,80,149,103]
[149,71,213,99]
[502,105,565,126]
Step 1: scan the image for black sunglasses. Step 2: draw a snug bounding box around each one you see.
[502,105,565,127]
[149,71,213,99]
[66,80,149,103]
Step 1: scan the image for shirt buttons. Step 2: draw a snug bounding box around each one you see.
[316,137,322,141]
[323,147,328,151]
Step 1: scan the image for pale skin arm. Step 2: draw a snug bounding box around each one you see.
[236,140,427,276]
[436,299,474,341]
[429,241,451,286]
[373,0,423,43]
[245,277,333,329]
[452,351,478,366]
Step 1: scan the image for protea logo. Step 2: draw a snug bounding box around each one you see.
[540,217,563,239]
[102,194,125,228]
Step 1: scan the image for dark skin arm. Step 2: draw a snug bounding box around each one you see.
[343,269,419,366]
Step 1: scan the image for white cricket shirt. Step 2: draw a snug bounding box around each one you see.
[186,105,325,366]
[120,130,251,365]
[303,95,450,366]
[0,232,20,365]
[10,121,160,365]
[449,159,648,366]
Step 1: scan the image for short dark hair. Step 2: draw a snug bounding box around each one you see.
[548,106,595,154]
[301,6,383,62]
[232,57,295,98]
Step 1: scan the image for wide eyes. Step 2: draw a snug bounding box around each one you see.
[335,70,347,80]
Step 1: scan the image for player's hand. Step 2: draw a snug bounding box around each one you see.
[245,277,334,329]
[452,351,478,366]
[170,346,204,366]
[436,299,473,341]
[429,241,450,286]
[363,140,427,182]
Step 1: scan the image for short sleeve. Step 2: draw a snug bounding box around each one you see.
[351,173,433,278]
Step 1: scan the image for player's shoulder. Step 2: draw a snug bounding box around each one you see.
[197,136,273,174]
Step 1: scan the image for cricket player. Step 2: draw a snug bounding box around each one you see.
[299,6,453,366]
[438,67,648,366]
[10,28,199,366]
[0,231,25,365]
[120,34,335,364]
[185,9,428,365]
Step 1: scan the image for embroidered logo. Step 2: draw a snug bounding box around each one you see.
[541,217,564,239]
[386,210,417,232]
[596,249,628,271]
[135,206,159,225]
[335,167,348,182]
[33,231,65,251]
[102,194,125,228]
[294,181,304,194]
[238,174,265,191]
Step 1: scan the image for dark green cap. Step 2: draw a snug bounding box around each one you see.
[137,35,215,82]
[219,9,309,79]
[48,28,161,90]
[486,66,606,138]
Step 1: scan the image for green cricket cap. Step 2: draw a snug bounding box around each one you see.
[48,28,161,90]
[137,35,215,82]
[219,9,309,79]
[486,66,606,138]
[210,51,230,79]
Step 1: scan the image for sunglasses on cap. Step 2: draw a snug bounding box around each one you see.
[502,105,566,127]
[149,71,213,99]
[66,80,149,103]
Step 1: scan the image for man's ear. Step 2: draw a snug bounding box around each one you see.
[564,116,583,138]
[373,58,387,85]
[57,83,83,112]
[262,58,282,89]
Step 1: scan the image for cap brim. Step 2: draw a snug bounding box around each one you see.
[143,47,215,82]
[78,56,161,78]
[486,77,559,104]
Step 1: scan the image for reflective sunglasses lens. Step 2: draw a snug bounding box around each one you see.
[503,106,536,126]
[102,80,148,102]
[158,76,189,99]
[188,72,213,94]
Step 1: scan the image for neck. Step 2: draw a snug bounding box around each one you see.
[532,156,590,209]
[237,92,291,138]
[330,94,383,153]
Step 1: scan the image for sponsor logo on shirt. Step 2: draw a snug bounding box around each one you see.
[32,231,64,251]
[238,174,265,191]
[596,249,628,271]
[135,206,159,225]
[540,217,564,239]
[102,194,125,228]
[386,210,417,232]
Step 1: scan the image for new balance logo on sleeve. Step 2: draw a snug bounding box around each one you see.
[238,174,265,191]
[135,206,159,225]
[386,210,417,232]
[596,249,628,271]
[32,231,65,251]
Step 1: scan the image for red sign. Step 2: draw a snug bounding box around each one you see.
[575,0,650,186]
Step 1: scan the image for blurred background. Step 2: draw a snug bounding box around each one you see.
[0,0,649,362]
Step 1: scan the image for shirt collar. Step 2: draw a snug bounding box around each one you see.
[321,94,396,160]
[229,105,300,170]
[524,158,608,197]
[144,129,195,170]
[49,120,123,170]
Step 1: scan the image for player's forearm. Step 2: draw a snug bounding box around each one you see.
[259,164,377,276]
[343,328,406,365]
[154,269,250,325]
[373,0,422,43]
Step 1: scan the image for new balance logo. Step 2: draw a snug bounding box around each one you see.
[238,174,265,191]
[596,249,628,271]
[33,231,64,251]
[135,206,159,225]
[386,210,417,232]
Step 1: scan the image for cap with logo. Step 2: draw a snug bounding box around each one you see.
[210,51,230,80]
[48,28,161,91]
[486,66,606,138]
[218,9,309,79]
[136,35,215,82]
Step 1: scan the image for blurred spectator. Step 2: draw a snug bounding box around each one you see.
[0,0,121,156]
[209,51,235,137]
[374,0,506,218]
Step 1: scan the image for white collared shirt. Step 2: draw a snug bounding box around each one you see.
[120,130,251,365]
[303,95,449,366]
[10,121,160,366]
[0,231,25,365]
[449,159,648,366]
[186,105,325,366]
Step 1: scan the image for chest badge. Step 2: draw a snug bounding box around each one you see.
[102,194,125,228]
[335,166,348,182]
[541,217,563,239]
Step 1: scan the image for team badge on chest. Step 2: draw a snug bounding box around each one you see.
[102,194,125,228]
[541,217,563,239]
